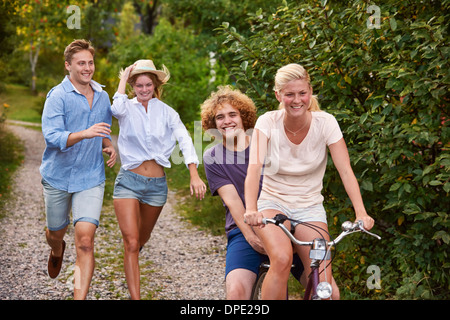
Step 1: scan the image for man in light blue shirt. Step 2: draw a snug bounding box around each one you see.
[40,39,116,300]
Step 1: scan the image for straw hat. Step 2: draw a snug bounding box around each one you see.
[128,59,170,83]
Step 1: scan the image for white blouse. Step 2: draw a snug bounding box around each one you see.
[111,92,199,170]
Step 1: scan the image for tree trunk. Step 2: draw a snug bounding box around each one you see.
[29,41,40,94]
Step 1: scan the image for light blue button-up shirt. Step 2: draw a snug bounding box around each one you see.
[40,76,112,193]
[111,92,199,170]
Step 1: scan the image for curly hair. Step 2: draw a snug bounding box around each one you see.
[200,86,257,131]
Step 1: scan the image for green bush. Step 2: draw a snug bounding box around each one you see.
[218,0,449,299]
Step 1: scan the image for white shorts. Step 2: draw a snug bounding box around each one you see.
[257,200,327,226]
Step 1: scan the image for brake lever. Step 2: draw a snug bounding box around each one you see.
[356,220,381,240]
[273,213,288,225]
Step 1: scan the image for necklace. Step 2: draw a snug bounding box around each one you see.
[283,115,310,136]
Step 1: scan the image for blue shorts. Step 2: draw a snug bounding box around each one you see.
[225,228,268,278]
[113,168,168,207]
[42,179,105,231]
[226,229,305,281]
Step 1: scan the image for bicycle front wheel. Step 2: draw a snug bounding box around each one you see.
[251,267,268,300]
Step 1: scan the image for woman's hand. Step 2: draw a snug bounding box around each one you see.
[120,64,136,81]
[187,163,207,200]
[356,213,375,231]
[243,210,265,228]
[118,64,136,94]
[190,175,207,200]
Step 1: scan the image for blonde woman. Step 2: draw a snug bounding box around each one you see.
[243,63,374,299]
[112,60,206,299]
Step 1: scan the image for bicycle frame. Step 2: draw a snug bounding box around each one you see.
[304,260,320,300]
[304,239,330,300]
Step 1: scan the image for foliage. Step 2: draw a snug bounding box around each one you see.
[7,0,122,92]
[101,18,222,127]
[0,102,8,125]
[218,0,449,299]
[0,121,24,216]
[131,0,160,35]
[162,0,283,37]
[116,1,140,42]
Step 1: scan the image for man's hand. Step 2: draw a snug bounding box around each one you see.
[245,233,266,255]
[82,122,111,139]
[67,122,112,148]
[102,145,117,168]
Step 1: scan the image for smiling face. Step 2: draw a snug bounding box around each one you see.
[65,50,95,86]
[132,74,155,103]
[214,103,244,139]
[275,78,312,118]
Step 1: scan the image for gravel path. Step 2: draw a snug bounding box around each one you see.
[0,124,226,300]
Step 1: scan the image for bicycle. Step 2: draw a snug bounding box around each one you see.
[251,214,381,300]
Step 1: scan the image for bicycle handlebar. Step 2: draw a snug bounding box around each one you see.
[262,214,381,248]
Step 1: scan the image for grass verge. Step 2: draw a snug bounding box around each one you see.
[0,84,44,123]
[0,126,24,217]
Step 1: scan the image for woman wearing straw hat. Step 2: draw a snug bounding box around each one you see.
[111,59,206,299]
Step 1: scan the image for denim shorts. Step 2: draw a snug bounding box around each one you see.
[42,179,105,231]
[257,200,328,226]
[225,228,268,278]
[113,168,168,207]
[226,229,305,281]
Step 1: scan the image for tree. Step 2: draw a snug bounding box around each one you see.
[132,0,160,35]
[10,0,121,92]
[14,0,56,92]
[218,0,449,299]
[162,0,282,35]
[117,1,140,42]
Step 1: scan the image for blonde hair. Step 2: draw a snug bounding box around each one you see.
[200,86,257,131]
[274,63,320,111]
[64,39,95,64]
